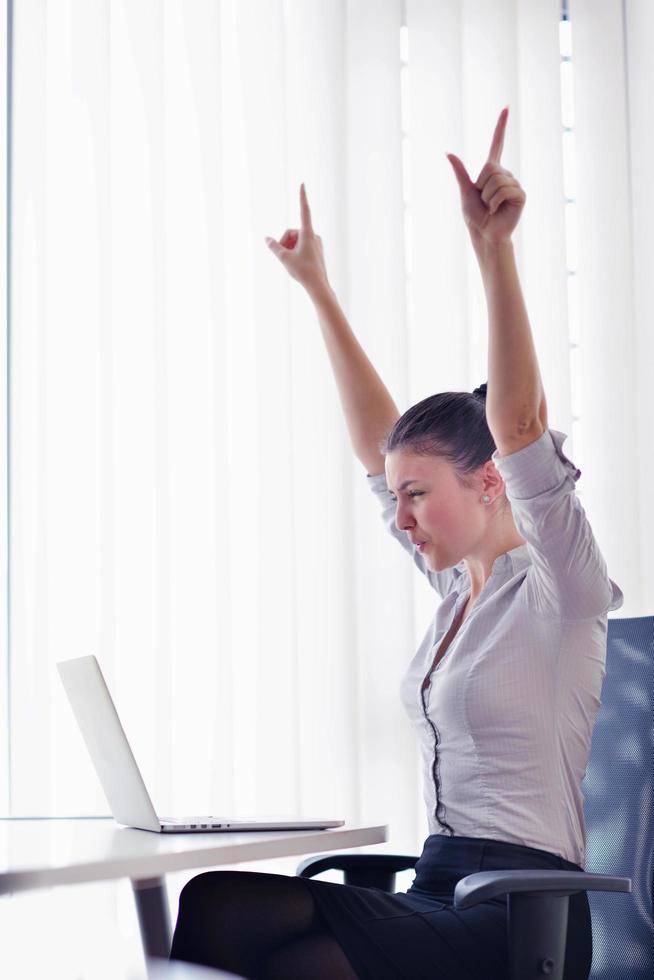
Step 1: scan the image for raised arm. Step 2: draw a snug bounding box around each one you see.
[447,107,549,454]
[266,184,400,476]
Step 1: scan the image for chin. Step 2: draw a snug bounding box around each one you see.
[428,553,456,573]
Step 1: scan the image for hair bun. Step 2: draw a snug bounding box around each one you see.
[472,382,487,399]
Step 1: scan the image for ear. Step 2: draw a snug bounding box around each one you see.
[483,459,502,483]
[481,460,505,498]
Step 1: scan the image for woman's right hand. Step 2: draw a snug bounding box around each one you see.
[265,184,330,295]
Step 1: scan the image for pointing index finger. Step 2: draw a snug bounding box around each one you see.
[488,107,509,164]
[300,183,313,233]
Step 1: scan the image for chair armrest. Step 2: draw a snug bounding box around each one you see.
[454,869,632,909]
[296,853,419,891]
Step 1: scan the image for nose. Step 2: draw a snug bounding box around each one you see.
[394,497,415,533]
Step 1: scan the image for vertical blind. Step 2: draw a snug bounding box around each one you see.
[3,0,651,863]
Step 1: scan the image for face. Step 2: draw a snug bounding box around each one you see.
[385,450,493,571]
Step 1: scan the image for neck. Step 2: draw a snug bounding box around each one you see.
[463,522,526,599]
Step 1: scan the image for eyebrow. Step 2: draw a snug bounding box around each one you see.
[388,480,421,494]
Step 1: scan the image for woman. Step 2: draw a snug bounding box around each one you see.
[169,107,623,980]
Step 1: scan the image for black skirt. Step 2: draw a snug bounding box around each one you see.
[300,834,592,980]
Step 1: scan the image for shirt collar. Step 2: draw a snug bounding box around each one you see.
[456,542,530,591]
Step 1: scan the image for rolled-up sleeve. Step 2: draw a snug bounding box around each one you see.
[366,471,466,599]
[492,428,623,620]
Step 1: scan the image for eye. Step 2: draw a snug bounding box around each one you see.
[388,491,423,502]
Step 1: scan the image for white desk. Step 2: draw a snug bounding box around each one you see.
[0,818,388,961]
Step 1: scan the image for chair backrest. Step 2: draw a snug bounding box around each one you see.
[582,615,654,979]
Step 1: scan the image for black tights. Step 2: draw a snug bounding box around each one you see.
[169,870,360,979]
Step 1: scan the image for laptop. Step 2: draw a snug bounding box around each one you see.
[57,655,344,833]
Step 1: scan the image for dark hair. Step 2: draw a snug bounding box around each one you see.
[380,383,495,836]
[379,384,492,491]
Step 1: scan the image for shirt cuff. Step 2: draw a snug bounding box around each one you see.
[492,428,581,499]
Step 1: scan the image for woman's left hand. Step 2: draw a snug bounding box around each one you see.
[446,107,525,245]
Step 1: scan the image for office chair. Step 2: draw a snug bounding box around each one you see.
[297,615,654,980]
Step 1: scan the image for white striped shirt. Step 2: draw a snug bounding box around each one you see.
[367,427,623,868]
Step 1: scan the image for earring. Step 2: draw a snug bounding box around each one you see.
[482,494,491,503]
